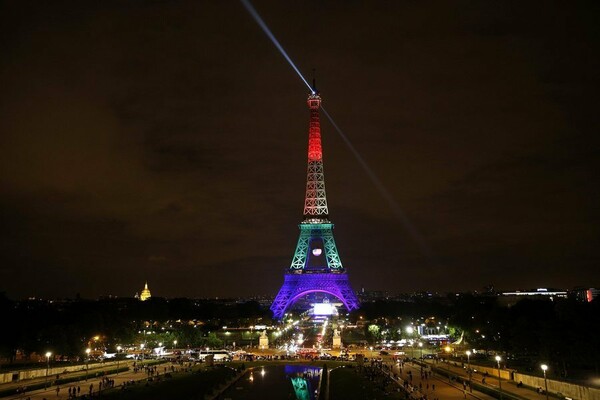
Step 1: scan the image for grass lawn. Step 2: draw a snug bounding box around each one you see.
[329,366,405,400]
[100,365,238,400]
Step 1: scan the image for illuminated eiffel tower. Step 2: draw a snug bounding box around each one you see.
[271,86,359,319]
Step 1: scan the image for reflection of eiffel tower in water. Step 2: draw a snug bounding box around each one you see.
[290,376,310,400]
[271,86,359,319]
[286,365,321,400]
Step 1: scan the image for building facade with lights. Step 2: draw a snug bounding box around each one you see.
[137,282,152,301]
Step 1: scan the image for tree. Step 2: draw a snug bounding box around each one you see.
[367,324,381,343]
[205,332,223,349]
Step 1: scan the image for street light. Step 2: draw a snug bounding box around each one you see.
[45,351,52,388]
[466,350,472,392]
[406,326,414,355]
[541,364,549,400]
[173,340,177,351]
[495,355,503,400]
[85,348,91,381]
[116,346,122,375]
[418,342,423,359]
[444,346,452,381]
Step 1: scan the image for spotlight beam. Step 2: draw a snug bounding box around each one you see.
[321,107,435,261]
[240,0,313,92]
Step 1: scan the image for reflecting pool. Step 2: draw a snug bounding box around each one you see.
[221,365,322,400]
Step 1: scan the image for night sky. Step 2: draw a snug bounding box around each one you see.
[1,1,599,299]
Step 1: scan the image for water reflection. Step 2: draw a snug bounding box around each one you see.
[285,365,322,400]
[221,364,322,399]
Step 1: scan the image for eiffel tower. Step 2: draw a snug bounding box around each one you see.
[271,87,359,319]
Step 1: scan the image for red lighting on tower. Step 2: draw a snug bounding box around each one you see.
[307,93,323,162]
[302,88,329,218]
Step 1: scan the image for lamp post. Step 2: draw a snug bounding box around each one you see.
[418,342,423,359]
[495,355,503,400]
[444,346,452,381]
[541,364,549,400]
[406,326,414,358]
[45,351,52,388]
[140,343,145,360]
[173,340,177,352]
[116,346,122,374]
[466,350,472,392]
[85,348,91,381]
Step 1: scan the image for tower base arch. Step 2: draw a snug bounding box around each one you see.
[271,273,359,319]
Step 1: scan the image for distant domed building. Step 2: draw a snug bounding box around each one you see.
[138,282,152,301]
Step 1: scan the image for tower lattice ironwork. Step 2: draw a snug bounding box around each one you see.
[271,89,359,319]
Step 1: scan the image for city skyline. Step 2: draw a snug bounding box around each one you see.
[1,1,599,299]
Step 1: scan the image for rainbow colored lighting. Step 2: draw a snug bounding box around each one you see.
[271,91,359,319]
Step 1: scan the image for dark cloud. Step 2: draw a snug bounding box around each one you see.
[0,0,598,299]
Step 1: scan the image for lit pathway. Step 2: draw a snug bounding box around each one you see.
[423,360,550,400]
[387,360,496,400]
[0,361,133,395]
[0,362,179,400]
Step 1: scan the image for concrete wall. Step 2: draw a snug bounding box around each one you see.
[514,372,600,400]
[0,372,18,384]
[0,361,122,383]
[449,361,513,381]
